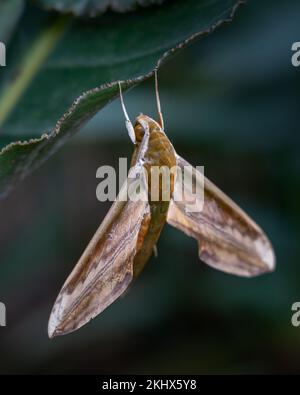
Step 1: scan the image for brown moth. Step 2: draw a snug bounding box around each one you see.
[48,71,275,338]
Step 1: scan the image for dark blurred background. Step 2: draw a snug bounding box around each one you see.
[0,0,300,374]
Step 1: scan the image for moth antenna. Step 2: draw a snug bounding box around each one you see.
[118,81,136,144]
[154,69,164,130]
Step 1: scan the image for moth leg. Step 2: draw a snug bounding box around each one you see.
[118,81,136,144]
[154,69,164,130]
[153,244,158,258]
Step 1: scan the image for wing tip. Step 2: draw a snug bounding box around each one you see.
[48,302,73,338]
[258,242,276,276]
[48,322,57,339]
[48,314,76,338]
[48,328,57,339]
[198,243,276,278]
[236,249,276,278]
[48,312,61,339]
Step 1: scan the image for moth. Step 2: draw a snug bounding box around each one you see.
[48,71,275,338]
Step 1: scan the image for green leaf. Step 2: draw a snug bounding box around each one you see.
[0,0,244,197]
[35,0,166,17]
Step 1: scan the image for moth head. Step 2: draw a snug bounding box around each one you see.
[134,114,162,143]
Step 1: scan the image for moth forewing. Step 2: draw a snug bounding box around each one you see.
[48,163,150,338]
[167,155,275,277]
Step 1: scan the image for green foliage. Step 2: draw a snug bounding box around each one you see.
[0,0,241,197]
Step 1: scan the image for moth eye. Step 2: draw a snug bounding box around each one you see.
[134,122,144,142]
